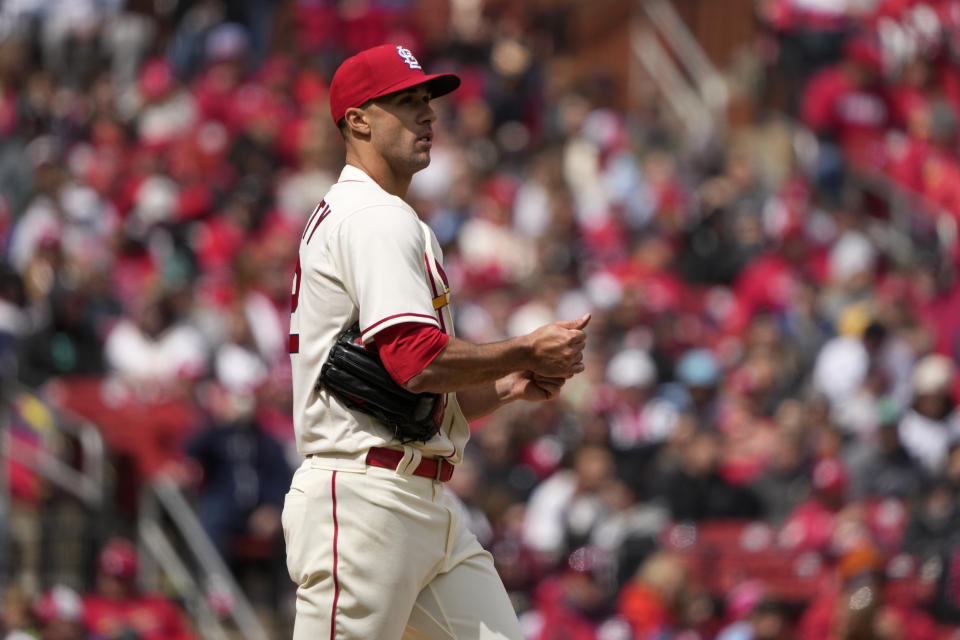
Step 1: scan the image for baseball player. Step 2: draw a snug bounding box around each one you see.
[282,43,590,640]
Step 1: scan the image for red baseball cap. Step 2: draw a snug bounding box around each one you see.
[329,44,460,125]
[845,36,885,74]
[97,537,139,581]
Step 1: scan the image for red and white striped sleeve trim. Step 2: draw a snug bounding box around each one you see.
[360,313,440,342]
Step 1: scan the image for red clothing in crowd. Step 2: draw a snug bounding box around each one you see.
[797,586,946,640]
[528,576,608,640]
[801,66,892,168]
[917,149,960,217]
[911,279,960,358]
[778,498,838,553]
[83,593,196,640]
[726,253,801,333]
[608,258,692,315]
[618,581,674,638]
[886,134,932,193]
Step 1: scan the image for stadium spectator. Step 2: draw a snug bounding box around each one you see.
[135,58,198,150]
[184,384,292,556]
[82,537,197,640]
[903,480,960,562]
[751,420,812,525]
[674,348,722,427]
[1,585,38,640]
[797,544,944,640]
[801,34,894,178]
[521,546,630,640]
[587,478,668,590]
[845,398,926,501]
[715,598,788,640]
[617,550,712,639]
[102,287,208,391]
[16,284,106,387]
[0,265,28,365]
[898,353,960,474]
[602,347,672,450]
[32,585,91,640]
[655,428,762,523]
[777,456,850,553]
[522,443,618,566]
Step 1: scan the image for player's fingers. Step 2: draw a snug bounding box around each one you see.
[542,383,563,397]
[543,368,576,379]
[534,381,562,399]
[563,351,583,369]
[534,376,564,390]
[533,374,567,386]
[535,358,584,378]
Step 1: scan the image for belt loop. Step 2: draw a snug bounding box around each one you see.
[434,459,445,482]
[397,446,422,476]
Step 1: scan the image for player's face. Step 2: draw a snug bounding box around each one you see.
[367,85,436,175]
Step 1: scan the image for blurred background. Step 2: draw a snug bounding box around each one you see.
[2,0,960,638]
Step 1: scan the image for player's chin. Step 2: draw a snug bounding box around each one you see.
[408,151,431,172]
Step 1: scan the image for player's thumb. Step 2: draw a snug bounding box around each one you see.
[559,313,591,330]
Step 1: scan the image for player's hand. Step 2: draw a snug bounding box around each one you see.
[527,313,590,378]
[501,371,567,402]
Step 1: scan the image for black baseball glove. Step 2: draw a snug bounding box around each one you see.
[319,324,441,444]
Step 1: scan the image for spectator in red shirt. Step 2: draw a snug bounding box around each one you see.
[82,538,197,640]
[778,456,849,553]
[618,550,712,639]
[802,36,893,149]
[797,544,944,640]
[523,546,630,640]
[802,35,895,189]
[618,551,685,638]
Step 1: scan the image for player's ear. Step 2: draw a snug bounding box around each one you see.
[343,106,372,138]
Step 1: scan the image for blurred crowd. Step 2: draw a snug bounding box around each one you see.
[3,537,199,640]
[768,0,960,216]
[3,0,960,638]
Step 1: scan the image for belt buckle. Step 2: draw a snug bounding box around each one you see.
[434,459,445,482]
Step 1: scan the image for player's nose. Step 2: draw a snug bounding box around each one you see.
[418,101,436,125]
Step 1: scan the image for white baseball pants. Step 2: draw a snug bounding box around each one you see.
[282,455,523,640]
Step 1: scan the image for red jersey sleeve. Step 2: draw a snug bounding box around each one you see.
[371,322,449,385]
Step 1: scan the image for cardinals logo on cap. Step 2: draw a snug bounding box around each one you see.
[328,44,460,125]
[396,46,422,70]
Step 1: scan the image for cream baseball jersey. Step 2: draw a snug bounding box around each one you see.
[288,165,469,464]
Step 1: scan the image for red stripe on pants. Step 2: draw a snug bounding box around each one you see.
[330,471,340,639]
